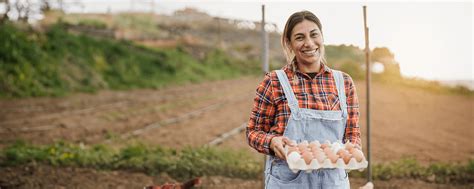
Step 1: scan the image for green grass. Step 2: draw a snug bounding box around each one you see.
[0,141,261,181]
[350,157,474,184]
[1,141,472,183]
[0,21,470,98]
[0,21,260,98]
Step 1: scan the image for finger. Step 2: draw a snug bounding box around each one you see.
[281,137,290,146]
[274,149,285,160]
[275,145,286,160]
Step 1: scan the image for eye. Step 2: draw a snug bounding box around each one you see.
[311,33,319,38]
[295,36,303,41]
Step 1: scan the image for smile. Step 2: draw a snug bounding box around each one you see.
[301,48,319,56]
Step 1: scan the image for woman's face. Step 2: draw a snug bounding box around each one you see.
[289,19,323,66]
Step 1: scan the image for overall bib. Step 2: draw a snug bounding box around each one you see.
[264,70,350,189]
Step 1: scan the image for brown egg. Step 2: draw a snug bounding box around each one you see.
[315,153,326,163]
[345,142,354,151]
[297,143,308,152]
[301,151,313,165]
[351,149,364,162]
[336,149,344,156]
[308,141,320,149]
[323,147,333,156]
[320,143,329,149]
[310,145,319,153]
[311,148,320,156]
[337,149,352,164]
[328,153,339,163]
[343,153,352,164]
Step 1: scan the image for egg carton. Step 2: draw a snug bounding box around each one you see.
[284,140,368,173]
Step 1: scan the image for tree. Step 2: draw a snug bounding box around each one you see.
[0,0,11,23]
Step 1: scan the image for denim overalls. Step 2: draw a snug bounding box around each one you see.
[264,69,350,189]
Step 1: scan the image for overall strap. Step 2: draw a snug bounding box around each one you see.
[332,70,348,118]
[275,70,299,113]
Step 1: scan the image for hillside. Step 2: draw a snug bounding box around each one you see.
[1,8,471,98]
[0,21,260,97]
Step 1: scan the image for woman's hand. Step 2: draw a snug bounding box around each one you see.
[270,136,292,160]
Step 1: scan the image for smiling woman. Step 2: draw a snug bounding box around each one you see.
[246,10,362,189]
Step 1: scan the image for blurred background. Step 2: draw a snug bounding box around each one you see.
[0,0,472,188]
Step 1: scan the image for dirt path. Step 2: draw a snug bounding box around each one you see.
[0,77,256,147]
[1,76,473,162]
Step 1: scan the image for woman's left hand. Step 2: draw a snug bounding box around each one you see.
[270,136,291,160]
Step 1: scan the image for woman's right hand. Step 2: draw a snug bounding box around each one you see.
[270,136,293,160]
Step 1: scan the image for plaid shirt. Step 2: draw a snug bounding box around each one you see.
[246,63,361,155]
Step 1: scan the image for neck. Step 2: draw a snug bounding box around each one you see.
[297,61,321,73]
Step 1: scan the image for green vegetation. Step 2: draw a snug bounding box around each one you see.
[0,21,260,98]
[350,157,474,184]
[77,19,107,29]
[0,141,261,180]
[1,141,472,183]
[0,20,471,98]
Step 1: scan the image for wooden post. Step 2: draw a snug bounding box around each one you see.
[363,5,372,183]
[261,4,269,73]
[261,5,269,188]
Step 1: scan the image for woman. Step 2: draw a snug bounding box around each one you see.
[246,10,361,188]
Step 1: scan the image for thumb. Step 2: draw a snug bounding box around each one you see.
[281,137,291,146]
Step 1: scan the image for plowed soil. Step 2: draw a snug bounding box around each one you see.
[1,76,473,188]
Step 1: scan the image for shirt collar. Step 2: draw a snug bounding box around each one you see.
[282,61,332,79]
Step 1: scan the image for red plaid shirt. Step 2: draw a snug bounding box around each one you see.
[246,63,361,155]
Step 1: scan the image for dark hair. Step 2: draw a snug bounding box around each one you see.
[281,10,326,69]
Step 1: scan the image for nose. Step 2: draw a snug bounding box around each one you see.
[303,38,315,48]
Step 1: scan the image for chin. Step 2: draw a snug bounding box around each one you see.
[299,58,319,65]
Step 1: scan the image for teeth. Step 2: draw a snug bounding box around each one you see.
[302,49,318,55]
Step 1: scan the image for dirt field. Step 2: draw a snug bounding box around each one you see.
[1,164,472,189]
[0,76,473,188]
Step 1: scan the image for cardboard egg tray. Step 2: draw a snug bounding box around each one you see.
[284,141,368,173]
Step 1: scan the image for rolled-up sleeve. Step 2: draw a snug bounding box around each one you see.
[343,73,362,147]
[246,73,277,155]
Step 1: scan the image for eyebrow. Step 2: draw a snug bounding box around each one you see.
[293,29,319,37]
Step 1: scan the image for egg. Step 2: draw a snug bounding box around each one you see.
[320,143,329,149]
[315,153,326,163]
[310,146,320,154]
[336,149,352,164]
[309,141,321,148]
[323,147,333,156]
[301,151,313,165]
[351,149,365,162]
[327,153,339,163]
[297,142,308,152]
[343,153,352,164]
[312,148,321,156]
[344,142,354,151]
[331,142,342,154]
[336,149,346,157]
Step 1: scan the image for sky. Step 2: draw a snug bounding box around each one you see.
[47,0,474,81]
